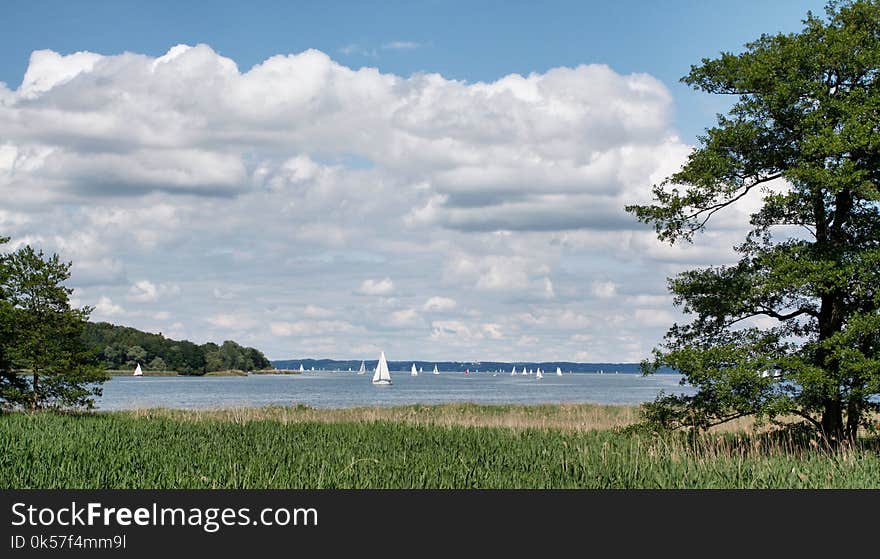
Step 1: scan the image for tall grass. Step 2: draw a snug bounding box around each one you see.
[127,403,642,432]
[2,408,878,489]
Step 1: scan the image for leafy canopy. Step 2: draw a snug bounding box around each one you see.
[626,0,880,442]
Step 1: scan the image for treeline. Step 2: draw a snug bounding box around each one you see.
[84,322,272,375]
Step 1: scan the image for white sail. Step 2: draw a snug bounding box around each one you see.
[433,364,439,375]
[411,363,418,376]
[536,368,543,379]
[133,363,143,377]
[372,351,392,385]
[511,366,516,376]
[358,361,366,375]
[299,364,304,372]
[556,367,563,376]
[419,367,423,373]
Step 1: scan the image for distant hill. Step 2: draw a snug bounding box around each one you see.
[84,321,272,375]
[271,358,677,374]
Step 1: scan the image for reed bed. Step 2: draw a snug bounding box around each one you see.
[126,403,642,432]
[2,408,879,489]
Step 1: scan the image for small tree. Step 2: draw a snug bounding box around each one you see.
[147,357,167,371]
[3,245,108,411]
[125,345,147,368]
[627,1,880,443]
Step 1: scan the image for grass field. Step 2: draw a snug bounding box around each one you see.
[3,404,879,489]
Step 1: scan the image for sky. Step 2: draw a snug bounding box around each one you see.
[0,0,828,362]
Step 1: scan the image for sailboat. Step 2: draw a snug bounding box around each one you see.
[411,363,418,376]
[372,351,392,385]
[433,364,439,375]
[511,366,516,376]
[419,367,423,373]
[133,363,143,377]
[358,361,366,375]
[556,367,563,377]
[536,368,544,379]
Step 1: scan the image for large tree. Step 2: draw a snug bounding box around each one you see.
[627,0,880,443]
[2,244,108,411]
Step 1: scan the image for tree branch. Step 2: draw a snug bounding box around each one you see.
[682,173,784,232]
[724,307,817,328]
[704,412,750,429]
[790,409,822,431]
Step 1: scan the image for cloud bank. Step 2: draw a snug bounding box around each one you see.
[0,44,756,361]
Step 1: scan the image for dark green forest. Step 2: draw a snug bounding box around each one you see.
[83,322,272,374]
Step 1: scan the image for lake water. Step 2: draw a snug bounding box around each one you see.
[96,370,696,410]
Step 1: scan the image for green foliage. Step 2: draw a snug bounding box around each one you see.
[626,1,880,442]
[2,412,879,488]
[0,236,29,405]
[82,322,271,374]
[0,242,108,411]
[146,357,167,371]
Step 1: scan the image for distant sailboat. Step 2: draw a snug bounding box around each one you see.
[411,363,418,377]
[133,363,143,377]
[556,367,563,377]
[511,366,516,376]
[358,361,366,375]
[433,364,439,375]
[299,364,305,372]
[536,368,543,379]
[372,351,392,385]
[419,366,423,373]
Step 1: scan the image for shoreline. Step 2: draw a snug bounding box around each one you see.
[81,402,761,434]
[108,369,300,377]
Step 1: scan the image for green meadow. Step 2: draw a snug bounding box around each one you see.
[2,404,879,489]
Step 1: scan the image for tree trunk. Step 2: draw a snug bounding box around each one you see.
[845,399,860,441]
[820,399,843,443]
[31,370,38,412]
[813,188,850,444]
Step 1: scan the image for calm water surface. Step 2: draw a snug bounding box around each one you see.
[97,370,696,410]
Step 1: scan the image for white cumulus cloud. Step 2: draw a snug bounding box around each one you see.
[358,277,395,296]
[0,44,739,361]
[423,296,457,311]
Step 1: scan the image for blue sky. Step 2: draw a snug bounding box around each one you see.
[2,0,827,143]
[0,1,829,361]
